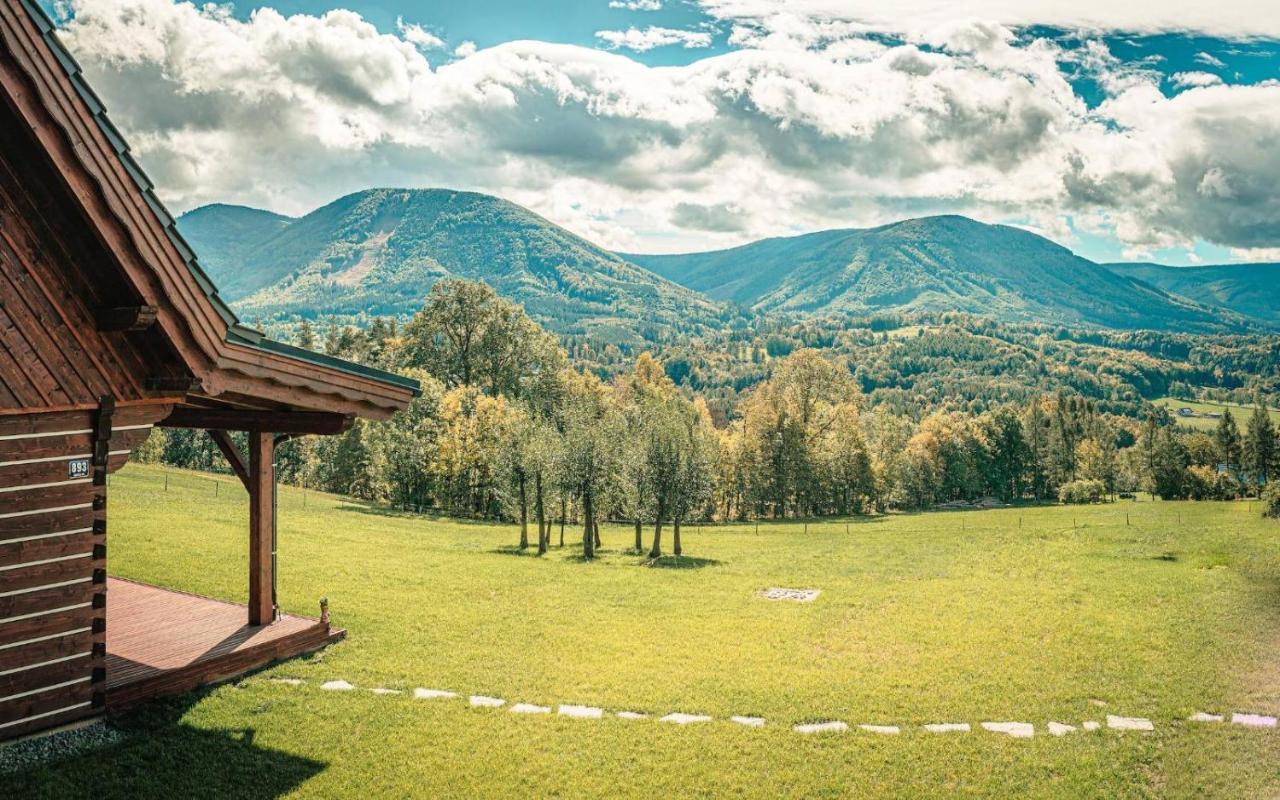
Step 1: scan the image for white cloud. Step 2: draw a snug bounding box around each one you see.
[1229,247,1280,262]
[695,0,1280,39]
[57,0,1280,256]
[1170,71,1223,88]
[1194,51,1227,68]
[454,40,477,58]
[595,26,713,52]
[396,17,443,50]
[609,0,663,10]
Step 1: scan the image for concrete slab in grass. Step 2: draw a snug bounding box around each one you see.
[794,721,848,734]
[616,711,648,720]
[661,712,712,725]
[1189,712,1223,723]
[1231,713,1277,728]
[413,688,457,700]
[370,688,402,695]
[470,695,506,708]
[320,680,355,691]
[859,725,900,735]
[730,716,766,728]
[1047,722,1076,736]
[761,588,820,602]
[270,678,303,686]
[1082,721,1101,731]
[559,705,604,719]
[982,722,1034,738]
[1106,715,1153,731]
[924,723,970,733]
[511,703,551,715]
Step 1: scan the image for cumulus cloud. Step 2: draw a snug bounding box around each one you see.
[1194,51,1227,68]
[453,40,477,58]
[1170,71,1223,88]
[56,0,1280,256]
[396,17,443,50]
[595,25,713,52]
[609,0,663,10]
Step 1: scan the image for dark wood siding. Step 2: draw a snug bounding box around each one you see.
[0,405,161,739]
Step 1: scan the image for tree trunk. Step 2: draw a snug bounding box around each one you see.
[535,473,547,556]
[518,475,528,549]
[559,498,566,547]
[673,515,682,556]
[649,502,664,559]
[634,518,643,552]
[582,494,595,559]
[593,519,602,550]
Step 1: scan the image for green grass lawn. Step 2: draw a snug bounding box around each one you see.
[1157,396,1280,432]
[11,464,1280,798]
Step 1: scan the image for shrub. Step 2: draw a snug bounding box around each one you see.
[1264,483,1280,519]
[1059,479,1105,505]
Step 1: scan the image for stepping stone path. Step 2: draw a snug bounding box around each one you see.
[982,722,1034,739]
[270,678,303,686]
[1231,713,1277,728]
[731,716,766,728]
[470,695,506,708]
[370,688,402,695]
[1047,722,1077,736]
[414,688,457,700]
[761,587,820,602]
[859,725,900,735]
[1082,721,1101,731]
[1107,715,1153,731]
[661,712,712,725]
[1189,712,1224,723]
[794,721,847,734]
[616,711,647,720]
[559,705,603,719]
[924,723,970,733]
[320,680,355,691]
[511,703,551,715]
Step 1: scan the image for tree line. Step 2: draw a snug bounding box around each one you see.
[140,280,1280,558]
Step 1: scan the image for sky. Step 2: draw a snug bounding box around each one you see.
[42,0,1280,264]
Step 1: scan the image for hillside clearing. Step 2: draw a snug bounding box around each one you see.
[10,464,1280,798]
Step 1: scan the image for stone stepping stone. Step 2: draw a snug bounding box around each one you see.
[370,688,402,695]
[794,721,847,734]
[1082,721,1101,731]
[1047,722,1076,736]
[558,705,603,719]
[660,712,712,725]
[616,711,648,720]
[730,716,766,728]
[761,587,820,602]
[1107,715,1153,731]
[982,722,1034,738]
[510,703,551,715]
[859,724,900,735]
[320,680,355,691]
[270,678,303,686]
[924,723,970,733]
[414,688,457,700]
[1231,712,1278,728]
[1189,712,1223,723]
[470,695,506,708]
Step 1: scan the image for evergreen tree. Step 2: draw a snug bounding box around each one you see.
[1244,403,1276,489]
[1214,409,1242,474]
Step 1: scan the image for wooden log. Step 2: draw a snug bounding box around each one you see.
[247,431,274,626]
[208,430,250,491]
[94,305,157,332]
[161,407,352,435]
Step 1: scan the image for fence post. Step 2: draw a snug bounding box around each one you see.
[215,480,219,498]
[164,472,169,492]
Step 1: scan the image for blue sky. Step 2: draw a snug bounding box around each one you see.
[48,0,1280,264]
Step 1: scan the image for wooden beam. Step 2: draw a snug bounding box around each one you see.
[94,305,157,332]
[144,375,201,394]
[207,430,250,491]
[247,431,274,626]
[160,407,353,435]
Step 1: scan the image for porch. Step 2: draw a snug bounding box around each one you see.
[105,578,343,711]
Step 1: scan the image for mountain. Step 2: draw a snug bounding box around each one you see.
[622,216,1254,332]
[1103,262,1280,326]
[177,189,719,342]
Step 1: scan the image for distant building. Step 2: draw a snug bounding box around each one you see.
[1177,407,1195,417]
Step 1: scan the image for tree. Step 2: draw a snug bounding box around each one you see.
[1243,403,1276,490]
[1148,426,1190,500]
[1076,437,1117,499]
[557,373,622,560]
[1214,409,1242,474]
[983,406,1030,503]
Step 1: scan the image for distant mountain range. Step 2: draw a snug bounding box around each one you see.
[622,216,1261,332]
[177,188,719,343]
[178,189,1272,335]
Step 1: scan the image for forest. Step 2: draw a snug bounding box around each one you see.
[142,280,1280,554]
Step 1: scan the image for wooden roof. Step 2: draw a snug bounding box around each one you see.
[0,0,418,424]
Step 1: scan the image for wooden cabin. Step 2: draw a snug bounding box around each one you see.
[0,0,418,740]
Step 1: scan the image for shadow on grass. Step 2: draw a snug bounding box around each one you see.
[645,555,722,570]
[334,503,499,527]
[488,545,547,557]
[1152,552,1180,562]
[7,693,326,800]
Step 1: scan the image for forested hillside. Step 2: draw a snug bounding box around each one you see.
[1104,262,1280,325]
[623,216,1255,332]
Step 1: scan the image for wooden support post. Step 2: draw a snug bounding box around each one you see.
[248,432,275,626]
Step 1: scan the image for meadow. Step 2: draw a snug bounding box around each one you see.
[1157,396,1280,432]
[10,463,1280,798]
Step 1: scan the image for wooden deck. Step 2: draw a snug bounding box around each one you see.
[105,578,344,710]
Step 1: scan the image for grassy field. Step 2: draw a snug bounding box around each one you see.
[10,463,1280,798]
[1157,396,1280,432]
